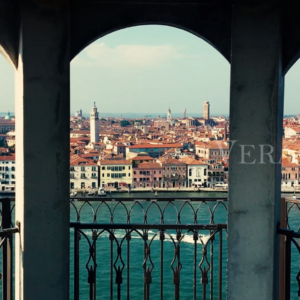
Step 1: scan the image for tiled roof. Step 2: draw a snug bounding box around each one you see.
[136,162,162,169]
[180,157,207,165]
[128,143,182,149]
[130,156,154,161]
[99,160,132,165]
[0,155,15,161]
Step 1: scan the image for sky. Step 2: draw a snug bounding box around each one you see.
[0,25,299,117]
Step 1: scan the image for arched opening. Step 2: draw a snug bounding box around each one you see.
[0,52,15,191]
[282,59,300,190]
[70,24,229,298]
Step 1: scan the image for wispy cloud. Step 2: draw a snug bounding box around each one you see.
[73,42,184,67]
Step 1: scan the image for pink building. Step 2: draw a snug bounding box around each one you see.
[132,162,163,188]
[160,157,187,188]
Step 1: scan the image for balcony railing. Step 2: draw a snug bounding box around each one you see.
[70,197,228,300]
[277,198,300,300]
[1,195,300,299]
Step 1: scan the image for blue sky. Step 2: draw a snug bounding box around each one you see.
[0,25,299,116]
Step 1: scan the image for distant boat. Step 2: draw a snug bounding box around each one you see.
[98,188,107,197]
[88,189,97,196]
[70,191,77,197]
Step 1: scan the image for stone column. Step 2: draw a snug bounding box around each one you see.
[15,1,70,299]
[228,4,284,300]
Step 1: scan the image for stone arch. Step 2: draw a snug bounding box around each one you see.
[0,0,19,69]
[70,3,231,62]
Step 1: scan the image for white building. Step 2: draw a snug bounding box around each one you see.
[180,157,208,187]
[90,102,99,143]
[70,156,99,190]
[284,126,300,138]
[0,155,16,191]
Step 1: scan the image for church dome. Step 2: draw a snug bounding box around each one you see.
[4,112,11,120]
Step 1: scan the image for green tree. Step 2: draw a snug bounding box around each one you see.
[120,120,131,127]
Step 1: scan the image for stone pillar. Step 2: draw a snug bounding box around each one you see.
[228,4,283,300]
[15,1,70,299]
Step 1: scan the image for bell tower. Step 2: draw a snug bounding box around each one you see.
[90,102,99,143]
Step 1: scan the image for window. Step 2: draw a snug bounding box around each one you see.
[102,166,105,170]
[5,175,9,179]
[5,167,8,171]
[140,171,142,175]
[107,166,111,170]
[154,177,157,181]
[189,169,192,176]
[204,169,207,176]
[154,171,156,174]
[129,166,131,170]
[11,181,15,184]
[147,171,150,175]
[70,167,74,171]
[81,167,85,171]
[123,166,125,170]
[134,178,136,182]
[11,166,15,171]
[70,174,74,179]
[81,173,86,179]
[134,171,136,175]
[107,173,110,177]
[128,173,131,177]
[292,167,296,171]
[92,166,97,171]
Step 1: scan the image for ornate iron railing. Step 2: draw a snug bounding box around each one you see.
[70,197,228,300]
[0,198,17,300]
[278,198,300,300]
[0,196,228,300]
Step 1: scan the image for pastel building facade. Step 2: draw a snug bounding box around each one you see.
[133,162,163,188]
[180,157,208,187]
[0,155,16,191]
[70,157,98,190]
[99,160,132,188]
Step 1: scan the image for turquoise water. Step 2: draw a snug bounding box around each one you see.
[70,193,228,300]
[1,192,300,299]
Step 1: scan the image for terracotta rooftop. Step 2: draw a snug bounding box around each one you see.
[0,155,15,161]
[136,162,162,169]
[99,160,132,165]
[128,143,182,149]
[130,155,154,161]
